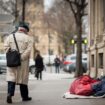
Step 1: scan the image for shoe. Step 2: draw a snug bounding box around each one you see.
[22,97,32,101]
[7,96,12,104]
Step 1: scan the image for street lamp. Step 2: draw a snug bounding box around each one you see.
[22,0,26,22]
[47,21,51,65]
[48,32,51,65]
[32,10,41,58]
[47,20,52,72]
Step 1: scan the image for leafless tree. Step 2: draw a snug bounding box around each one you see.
[65,0,88,77]
[0,0,28,22]
[0,0,16,15]
[0,0,19,22]
[44,0,76,54]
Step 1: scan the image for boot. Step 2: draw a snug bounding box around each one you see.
[7,96,12,104]
[22,97,32,101]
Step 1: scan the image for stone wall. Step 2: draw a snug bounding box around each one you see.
[88,0,105,78]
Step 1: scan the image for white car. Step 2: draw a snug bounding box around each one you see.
[0,54,35,74]
[63,53,88,73]
[29,59,35,74]
[0,54,7,73]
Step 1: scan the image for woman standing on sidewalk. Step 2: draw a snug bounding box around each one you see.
[54,56,61,73]
[34,51,44,80]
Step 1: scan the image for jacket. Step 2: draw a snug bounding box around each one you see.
[4,31,33,85]
[35,55,44,72]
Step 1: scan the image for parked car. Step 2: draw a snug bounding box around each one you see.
[0,54,7,73]
[63,54,87,73]
[0,54,35,74]
[29,59,35,74]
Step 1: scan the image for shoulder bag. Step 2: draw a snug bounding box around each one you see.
[6,33,21,67]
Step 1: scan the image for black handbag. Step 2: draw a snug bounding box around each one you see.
[6,33,21,67]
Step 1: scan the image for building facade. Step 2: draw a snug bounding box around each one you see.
[88,0,105,77]
[17,0,64,56]
[0,0,64,56]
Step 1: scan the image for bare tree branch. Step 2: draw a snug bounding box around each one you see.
[65,0,77,19]
[64,0,88,77]
[44,0,76,53]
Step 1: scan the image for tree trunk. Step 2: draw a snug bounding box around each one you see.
[15,0,18,22]
[22,0,25,22]
[75,15,83,77]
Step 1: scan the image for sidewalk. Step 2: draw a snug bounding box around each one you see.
[0,68,74,105]
[29,71,74,80]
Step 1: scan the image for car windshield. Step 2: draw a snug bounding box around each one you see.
[65,55,76,61]
[82,58,87,60]
[65,54,87,61]
[70,56,76,60]
[0,55,6,60]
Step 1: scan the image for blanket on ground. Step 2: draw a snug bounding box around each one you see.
[63,92,105,99]
[69,75,99,96]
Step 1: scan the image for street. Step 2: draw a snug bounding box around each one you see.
[0,67,105,105]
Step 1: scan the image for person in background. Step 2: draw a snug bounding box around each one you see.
[4,21,33,103]
[34,51,44,80]
[54,55,61,73]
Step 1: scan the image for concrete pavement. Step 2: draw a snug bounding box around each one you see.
[0,68,105,105]
[0,68,74,105]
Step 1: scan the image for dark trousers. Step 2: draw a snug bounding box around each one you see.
[35,70,42,80]
[37,71,42,80]
[8,81,29,99]
[55,66,60,73]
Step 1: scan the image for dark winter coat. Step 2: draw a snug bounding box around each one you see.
[34,55,44,72]
[92,76,105,96]
[54,57,60,66]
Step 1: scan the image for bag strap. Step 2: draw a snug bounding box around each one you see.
[13,33,20,52]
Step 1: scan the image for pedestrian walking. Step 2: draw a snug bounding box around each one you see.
[4,21,33,103]
[34,51,44,80]
[54,56,61,73]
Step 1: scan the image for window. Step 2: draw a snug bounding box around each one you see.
[98,53,103,68]
[71,56,76,60]
[82,58,87,61]
[91,55,94,67]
